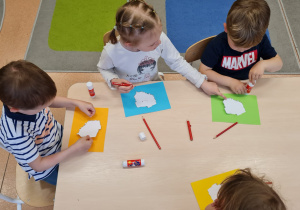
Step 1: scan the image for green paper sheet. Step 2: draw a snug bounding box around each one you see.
[48,0,125,51]
[211,94,260,125]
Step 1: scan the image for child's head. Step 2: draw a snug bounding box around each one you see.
[226,0,270,49]
[0,60,57,114]
[206,169,286,210]
[109,0,162,51]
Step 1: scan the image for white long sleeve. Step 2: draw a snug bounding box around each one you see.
[97,32,206,88]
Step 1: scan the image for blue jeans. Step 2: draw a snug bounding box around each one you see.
[42,165,59,185]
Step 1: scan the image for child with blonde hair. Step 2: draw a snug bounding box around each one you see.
[205,169,286,210]
[199,0,283,94]
[97,0,225,99]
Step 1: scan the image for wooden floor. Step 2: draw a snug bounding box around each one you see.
[0,0,299,209]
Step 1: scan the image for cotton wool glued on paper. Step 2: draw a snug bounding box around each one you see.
[134,91,157,108]
[208,183,221,201]
[69,107,109,152]
[77,120,101,137]
[223,98,246,116]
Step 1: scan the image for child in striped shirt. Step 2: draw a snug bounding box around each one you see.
[0,60,95,185]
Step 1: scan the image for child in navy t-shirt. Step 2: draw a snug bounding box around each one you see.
[199,0,282,94]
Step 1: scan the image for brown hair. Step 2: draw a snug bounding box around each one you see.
[0,60,57,109]
[226,0,270,48]
[109,0,160,45]
[214,169,286,210]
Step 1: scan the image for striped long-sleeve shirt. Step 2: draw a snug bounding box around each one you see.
[0,105,62,181]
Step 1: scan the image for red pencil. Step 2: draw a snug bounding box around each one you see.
[111,82,132,87]
[187,120,193,141]
[142,117,161,150]
[213,122,238,139]
[265,182,273,185]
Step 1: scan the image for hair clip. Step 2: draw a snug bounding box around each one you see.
[141,26,144,29]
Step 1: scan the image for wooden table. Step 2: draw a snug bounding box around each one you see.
[54,79,300,210]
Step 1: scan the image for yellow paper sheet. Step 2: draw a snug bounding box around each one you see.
[68,107,109,152]
[191,169,238,210]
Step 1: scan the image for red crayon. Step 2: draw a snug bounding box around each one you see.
[265,182,273,185]
[187,120,193,141]
[142,117,161,150]
[111,82,132,87]
[213,122,238,139]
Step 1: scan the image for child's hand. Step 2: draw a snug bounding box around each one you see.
[111,78,134,93]
[72,135,93,154]
[249,62,265,84]
[229,79,247,94]
[77,101,96,117]
[200,80,227,99]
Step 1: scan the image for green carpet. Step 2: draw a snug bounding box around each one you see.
[48,0,125,51]
[26,0,300,73]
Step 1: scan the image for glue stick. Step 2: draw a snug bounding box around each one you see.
[86,82,95,98]
[246,81,255,94]
[122,159,145,168]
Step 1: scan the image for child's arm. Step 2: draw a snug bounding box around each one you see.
[28,135,93,172]
[249,54,283,83]
[159,33,225,98]
[97,48,132,92]
[50,96,95,117]
[199,63,247,94]
[200,80,227,99]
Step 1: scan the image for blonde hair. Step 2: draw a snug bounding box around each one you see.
[214,169,286,210]
[109,0,160,45]
[226,0,270,48]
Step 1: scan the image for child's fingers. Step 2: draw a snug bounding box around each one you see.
[249,73,260,84]
[118,86,133,93]
[219,92,227,100]
[88,108,96,117]
[249,73,255,84]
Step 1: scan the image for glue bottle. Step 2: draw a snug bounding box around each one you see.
[123,159,145,168]
[86,82,95,98]
[246,81,255,94]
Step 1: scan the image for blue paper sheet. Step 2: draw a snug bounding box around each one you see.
[120,82,171,117]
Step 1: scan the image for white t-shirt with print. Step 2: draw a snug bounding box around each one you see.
[97,32,206,88]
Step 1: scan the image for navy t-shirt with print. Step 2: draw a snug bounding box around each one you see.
[201,32,277,80]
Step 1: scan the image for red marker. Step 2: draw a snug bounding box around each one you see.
[111,82,132,87]
[142,117,161,150]
[213,122,238,139]
[187,120,193,141]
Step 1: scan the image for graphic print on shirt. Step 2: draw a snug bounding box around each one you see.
[137,56,156,81]
[221,50,258,71]
[35,108,53,145]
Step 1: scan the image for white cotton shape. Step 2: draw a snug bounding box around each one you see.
[223,98,246,116]
[208,183,222,201]
[77,120,101,137]
[134,91,156,108]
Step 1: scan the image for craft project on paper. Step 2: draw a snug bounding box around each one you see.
[211,94,260,125]
[120,82,171,117]
[223,98,246,116]
[191,169,238,210]
[134,91,156,108]
[77,120,101,137]
[69,107,109,152]
[208,183,222,201]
